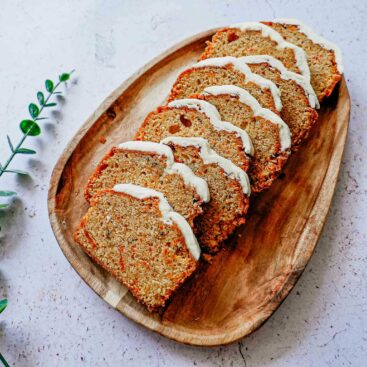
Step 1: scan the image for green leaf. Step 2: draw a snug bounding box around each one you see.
[5,169,29,175]
[16,148,36,155]
[44,102,57,107]
[0,204,8,209]
[37,91,45,105]
[0,191,16,197]
[59,73,70,82]
[0,299,7,313]
[6,135,14,152]
[20,120,41,136]
[28,103,39,119]
[45,79,54,93]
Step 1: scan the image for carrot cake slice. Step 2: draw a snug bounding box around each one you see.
[74,184,201,311]
[191,85,291,192]
[262,19,343,101]
[161,137,250,253]
[85,141,210,228]
[168,56,282,114]
[200,22,310,80]
[240,55,319,149]
[135,98,253,172]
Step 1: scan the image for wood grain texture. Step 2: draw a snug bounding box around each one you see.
[47,29,351,346]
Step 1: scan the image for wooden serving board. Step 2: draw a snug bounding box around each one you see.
[48,29,351,346]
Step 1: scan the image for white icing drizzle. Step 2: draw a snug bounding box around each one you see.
[167,98,254,156]
[272,18,344,74]
[168,163,210,202]
[203,85,291,151]
[161,136,251,196]
[113,183,201,260]
[118,141,210,203]
[118,141,175,164]
[114,183,172,215]
[229,22,311,81]
[239,55,320,109]
[192,57,282,112]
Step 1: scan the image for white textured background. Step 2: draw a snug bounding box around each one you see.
[0,1,366,366]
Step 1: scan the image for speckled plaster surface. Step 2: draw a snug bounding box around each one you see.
[0,1,366,366]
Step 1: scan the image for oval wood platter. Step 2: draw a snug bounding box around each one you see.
[48,29,351,346]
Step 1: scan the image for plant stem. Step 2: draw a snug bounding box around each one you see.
[0,132,30,178]
[0,354,9,367]
[0,79,62,178]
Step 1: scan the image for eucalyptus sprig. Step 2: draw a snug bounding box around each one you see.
[0,71,74,209]
[0,71,74,365]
